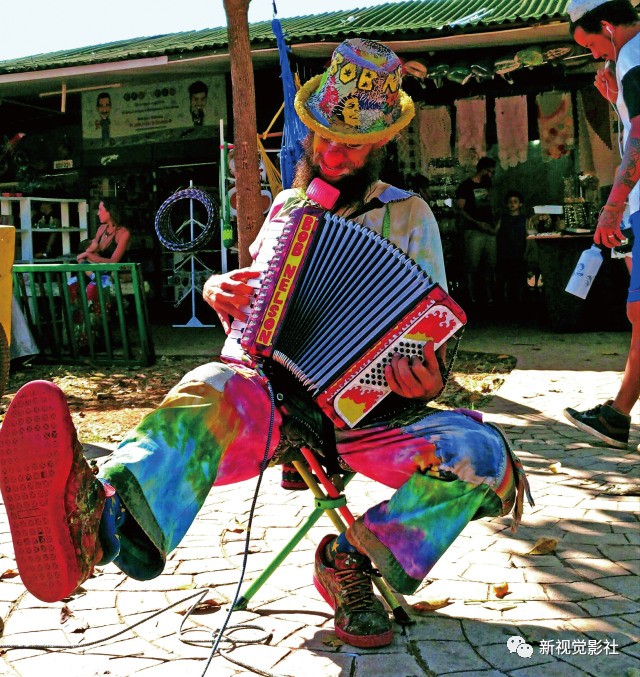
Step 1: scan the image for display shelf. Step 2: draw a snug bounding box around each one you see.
[0,196,88,262]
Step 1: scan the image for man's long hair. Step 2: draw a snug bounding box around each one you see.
[292,133,387,212]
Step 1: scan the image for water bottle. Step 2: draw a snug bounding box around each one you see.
[565,244,603,299]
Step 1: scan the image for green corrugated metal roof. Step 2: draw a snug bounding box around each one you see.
[0,0,570,74]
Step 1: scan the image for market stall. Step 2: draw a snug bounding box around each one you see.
[393,40,625,329]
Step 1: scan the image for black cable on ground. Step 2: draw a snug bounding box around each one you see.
[195,379,283,677]
[0,589,210,652]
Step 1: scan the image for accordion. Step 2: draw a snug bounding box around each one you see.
[221,181,467,428]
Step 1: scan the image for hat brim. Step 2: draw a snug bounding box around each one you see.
[294,74,415,145]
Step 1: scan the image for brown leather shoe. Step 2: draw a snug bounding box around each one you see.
[0,381,105,602]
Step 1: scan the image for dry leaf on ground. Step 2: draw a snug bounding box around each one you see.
[411,598,452,613]
[528,537,558,555]
[493,583,510,598]
[60,604,89,633]
[176,598,221,615]
[322,635,344,647]
[0,569,18,580]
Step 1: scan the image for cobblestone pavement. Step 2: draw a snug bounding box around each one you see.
[0,326,637,677]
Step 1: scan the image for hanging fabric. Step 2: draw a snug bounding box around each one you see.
[536,91,574,161]
[272,15,307,189]
[455,97,486,168]
[395,109,422,176]
[495,95,529,168]
[577,89,617,187]
[418,105,452,166]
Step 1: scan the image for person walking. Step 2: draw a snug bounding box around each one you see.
[564,0,640,449]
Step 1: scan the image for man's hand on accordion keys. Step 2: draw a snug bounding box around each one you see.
[384,341,445,401]
[203,268,262,334]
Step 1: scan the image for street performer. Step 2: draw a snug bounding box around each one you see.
[0,39,532,649]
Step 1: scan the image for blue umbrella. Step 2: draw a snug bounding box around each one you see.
[272,16,307,189]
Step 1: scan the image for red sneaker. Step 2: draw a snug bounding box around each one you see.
[280,463,309,490]
[0,381,105,602]
[313,533,393,648]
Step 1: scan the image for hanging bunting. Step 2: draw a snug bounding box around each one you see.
[494,56,521,84]
[469,60,495,83]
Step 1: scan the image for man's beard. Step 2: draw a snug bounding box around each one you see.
[292,134,387,212]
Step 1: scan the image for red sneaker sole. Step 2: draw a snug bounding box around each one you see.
[280,479,309,490]
[0,381,81,602]
[313,574,394,648]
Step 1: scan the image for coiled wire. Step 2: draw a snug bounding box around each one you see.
[155,187,219,252]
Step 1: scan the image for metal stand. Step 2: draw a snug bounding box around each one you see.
[172,180,214,328]
[219,118,230,274]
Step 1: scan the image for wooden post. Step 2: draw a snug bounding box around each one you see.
[223,0,264,267]
[0,225,15,346]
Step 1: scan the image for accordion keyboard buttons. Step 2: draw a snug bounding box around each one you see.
[359,340,427,387]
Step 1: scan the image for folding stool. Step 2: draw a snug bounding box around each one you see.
[235,446,412,625]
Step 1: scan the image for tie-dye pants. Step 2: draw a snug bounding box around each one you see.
[101,361,527,584]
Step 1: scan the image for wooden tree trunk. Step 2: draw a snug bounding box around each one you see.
[223,0,263,267]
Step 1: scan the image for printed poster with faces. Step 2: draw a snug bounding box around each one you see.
[81,75,226,149]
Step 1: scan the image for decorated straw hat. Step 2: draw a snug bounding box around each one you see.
[294,38,415,145]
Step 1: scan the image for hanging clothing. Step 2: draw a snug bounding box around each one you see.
[455,97,486,167]
[536,91,574,161]
[576,89,617,188]
[396,111,423,176]
[418,105,452,165]
[495,95,529,168]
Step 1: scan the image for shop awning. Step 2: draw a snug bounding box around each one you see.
[0,0,572,76]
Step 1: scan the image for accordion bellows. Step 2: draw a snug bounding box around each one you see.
[223,186,466,428]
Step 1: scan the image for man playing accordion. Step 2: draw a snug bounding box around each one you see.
[0,39,531,649]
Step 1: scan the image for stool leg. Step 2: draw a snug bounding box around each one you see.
[234,506,325,610]
[294,452,412,625]
[234,467,356,611]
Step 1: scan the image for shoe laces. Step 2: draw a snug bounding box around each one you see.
[581,403,606,417]
[333,566,379,611]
